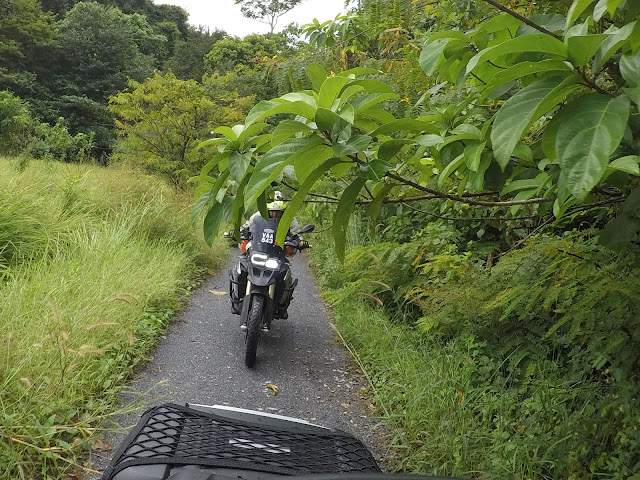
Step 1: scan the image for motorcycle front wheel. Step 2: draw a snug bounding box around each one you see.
[244,294,264,368]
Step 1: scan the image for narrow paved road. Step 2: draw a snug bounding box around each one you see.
[89,251,386,478]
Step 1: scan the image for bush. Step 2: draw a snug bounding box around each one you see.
[26,118,94,162]
[0,90,33,154]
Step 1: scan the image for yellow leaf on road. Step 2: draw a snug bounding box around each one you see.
[266,383,278,395]
[209,290,227,296]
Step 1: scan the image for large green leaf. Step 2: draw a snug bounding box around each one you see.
[203,197,233,246]
[245,100,317,125]
[332,135,372,157]
[566,0,597,29]
[315,107,341,132]
[350,93,400,114]
[370,119,439,137]
[605,155,640,176]
[237,123,268,143]
[244,136,324,209]
[275,158,341,246]
[378,139,414,161]
[271,120,312,147]
[306,63,327,91]
[361,160,392,182]
[366,183,395,226]
[592,21,636,72]
[318,76,352,110]
[466,34,568,75]
[492,75,583,169]
[620,49,640,87]
[228,150,252,183]
[567,34,609,66]
[438,154,465,188]
[191,190,212,228]
[483,60,572,95]
[333,177,368,263]
[213,126,238,141]
[419,38,450,76]
[557,93,631,200]
[293,144,335,183]
[231,171,252,240]
[464,141,486,171]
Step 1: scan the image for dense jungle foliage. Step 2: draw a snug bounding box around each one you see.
[1,0,639,478]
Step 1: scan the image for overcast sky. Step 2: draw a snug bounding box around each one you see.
[153,0,349,37]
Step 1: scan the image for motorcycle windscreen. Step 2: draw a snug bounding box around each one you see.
[249,216,282,255]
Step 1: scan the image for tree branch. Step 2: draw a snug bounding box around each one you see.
[478,0,563,40]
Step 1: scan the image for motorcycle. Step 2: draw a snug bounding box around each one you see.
[101,402,457,480]
[228,216,315,368]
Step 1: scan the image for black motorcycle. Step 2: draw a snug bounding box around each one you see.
[228,216,315,368]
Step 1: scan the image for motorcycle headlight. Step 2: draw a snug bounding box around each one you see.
[265,258,280,270]
[250,252,268,266]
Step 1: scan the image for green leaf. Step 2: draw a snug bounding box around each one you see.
[350,93,400,114]
[228,151,252,183]
[516,14,565,37]
[500,178,540,196]
[196,137,227,150]
[332,135,372,157]
[466,34,568,75]
[203,197,233,246]
[333,177,368,263]
[378,139,414,161]
[318,76,352,109]
[271,120,312,147]
[438,154,465,188]
[464,141,486,171]
[232,172,252,239]
[214,126,238,141]
[592,21,637,72]
[567,34,609,66]
[336,67,381,77]
[315,107,341,131]
[293,144,335,183]
[623,87,640,106]
[276,158,341,246]
[557,94,631,201]
[415,134,444,147]
[244,136,324,209]
[191,190,212,228]
[366,183,395,226]
[199,152,229,177]
[620,49,640,87]
[593,0,608,20]
[419,38,450,76]
[256,190,268,219]
[566,0,597,29]
[351,79,396,94]
[491,75,583,169]
[237,123,268,143]
[370,119,439,137]
[599,189,640,250]
[474,13,522,36]
[306,63,327,91]
[361,160,391,182]
[338,85,366,107]
[605,155,640,176]
[246,100,317,125]
[483,60,572,96]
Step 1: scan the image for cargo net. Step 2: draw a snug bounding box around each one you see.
[103,403,380,479]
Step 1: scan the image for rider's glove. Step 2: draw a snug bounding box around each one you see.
[298,240,310,250]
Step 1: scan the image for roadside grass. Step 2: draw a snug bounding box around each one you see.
[309,220,636,479]
[0,157,226,479]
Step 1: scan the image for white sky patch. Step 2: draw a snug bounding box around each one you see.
[152,0,349,38]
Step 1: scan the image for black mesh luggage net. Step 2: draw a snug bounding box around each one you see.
[102,403,381,480]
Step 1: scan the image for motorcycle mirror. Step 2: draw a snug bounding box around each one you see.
[298,224,315,234]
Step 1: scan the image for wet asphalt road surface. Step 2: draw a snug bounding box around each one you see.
[88,251,387,478]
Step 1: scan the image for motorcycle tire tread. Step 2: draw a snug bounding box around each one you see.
[245,295,263,368]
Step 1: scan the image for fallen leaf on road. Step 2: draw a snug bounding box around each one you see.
[340,403,350,408]
[92,438,112,452]
[209,290,227,296]
[266,383,278,395]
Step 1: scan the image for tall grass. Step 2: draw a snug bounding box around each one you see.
[0,157,226,479]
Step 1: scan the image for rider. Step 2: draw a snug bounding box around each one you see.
[234,193,303,325]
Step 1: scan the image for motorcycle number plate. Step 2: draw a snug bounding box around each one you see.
[260,230,274,244]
